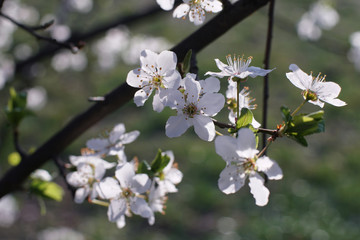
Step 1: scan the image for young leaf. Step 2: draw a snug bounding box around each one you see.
[137,160,153,176]
[236,108,253,129]
[5,87,32,128]
[150,149,170,174]
[280,106,292,123]
[30,179,64,202]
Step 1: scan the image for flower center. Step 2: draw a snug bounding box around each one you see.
[183,102,198,118]
[242,158,257,174]
[152,75,164,88]
[122,188,133,198]
[303,89,318,101]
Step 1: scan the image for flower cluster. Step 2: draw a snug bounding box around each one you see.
[66,123,183,228]
[126,48,346,208]
[156,0,223,25]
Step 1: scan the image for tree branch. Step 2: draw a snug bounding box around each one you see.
[261,0,275,150]
[0,12,81,53]
[0,0,270,199]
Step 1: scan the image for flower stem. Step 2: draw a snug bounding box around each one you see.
[89,198,109,207]
[257,139,272,158]
[236,80,241,122]
[291,99,307,117]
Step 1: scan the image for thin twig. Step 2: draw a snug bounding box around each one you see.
[0,12,82,53]
[53,156,75,198]
[13,129,27,158]
[212,119,235,129]
[261,0,275,151]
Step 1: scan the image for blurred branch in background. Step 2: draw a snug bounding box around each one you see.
[0,0,270,199]
[14,1,183,75]
[0,12,82,53]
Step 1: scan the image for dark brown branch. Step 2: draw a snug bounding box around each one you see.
[0,12,81,53]
[0,0,5,11]
[261,0,275,150]
[0,0,270,199]
[213,119,235,129]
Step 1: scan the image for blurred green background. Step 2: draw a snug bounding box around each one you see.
[1,0,360,239]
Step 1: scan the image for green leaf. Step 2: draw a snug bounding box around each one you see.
[30,179,64,202]
[137,160,152,176]
[182,49,192,75]
[284,110,325,146]
[236,108,253,129]
[4,87,32,128]
[150,149,170,174]
[8,152,21,166]
[280,106,292,123]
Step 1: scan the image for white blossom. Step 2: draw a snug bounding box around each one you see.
[86,123,140,163]
[31,169,52,181]
[226,85,260,128]
[97,163,153,228]
[286,64,346,108]
[173,0,223,25]
[155,150,183,194]
[165,73,224,141]
[66,155,116,204]
[126,49,181,112]
[215,128,283,206]
[0,194,19,227]
[206,55,274,81]
[37,227,85,240]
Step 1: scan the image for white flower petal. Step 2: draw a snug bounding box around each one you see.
[256,156,283,180]
[323,97,347,107]
[152,91,166,112]
[108,123,126,143]
[116,215,126,229]
[236,128,257,155]
[247,66,274,78]
[165,115,190,138]
[162,70,181,89]
[286,64,312,90]
[97,177,121,199]
[107,198,127,222]
[173,4,190,18]
[166,168,183,185]
[184,74,201,103]
[199,76,220,93]
[130,197,154,219]
[131,174,151,194]
[115,163,135,188]
[74,187,90,204]
[134,87,153,107]
[140,49,158,72]
[157,50,177,75]
[86,138,109,152]
[198,93,224,116]
[126,68,143,88]
[248,173,270,206]
[193,115,215,141]
[316,81,341,99]
[215,135,238,162]
[218,165,245,194]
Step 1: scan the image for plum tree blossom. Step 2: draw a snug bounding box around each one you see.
[66,155,116,204]
[155,150,183,194]
[165,73,225,141]
[126,49,181,112]
[86,123,140,163]
[206,54,274,81]
[173,0,223,25]
[215,128,283,206]
[226,84,260,128]
[286,64,346,108]
[97,163,153,228]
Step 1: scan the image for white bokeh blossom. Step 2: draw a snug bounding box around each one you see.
[66,155,116,204]
[126,49,181,112]
[86,123,140,163]
[206,55,274,81]
[173,0,223,25]
[286,64,346,108]
[215,128,283,206]
[156,0,175,11]
[165,73,225,141]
